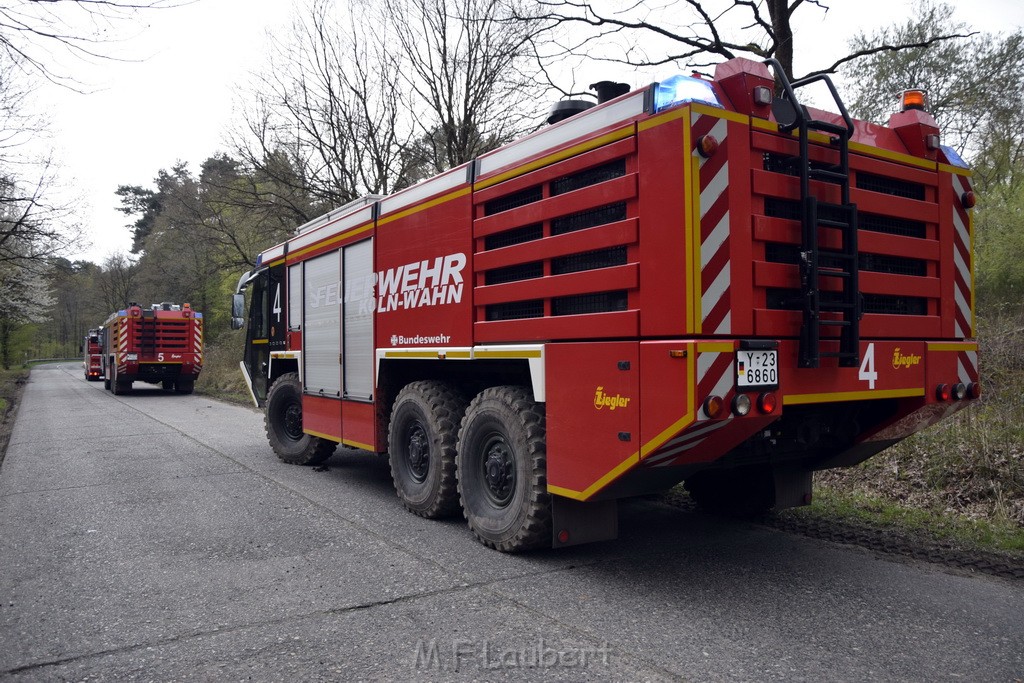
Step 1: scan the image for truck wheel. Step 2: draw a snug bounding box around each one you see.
[162,380,174,392]
[265,372,335,465]
[112,365,131,395]
[684,466,775,517]
[457,386,550,552]
[388,381,466,519]
[175,379,194,395]
[103,370,111,391]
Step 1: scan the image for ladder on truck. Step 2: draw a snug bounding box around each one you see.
[765,60,860,368]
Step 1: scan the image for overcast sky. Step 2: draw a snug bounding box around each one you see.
[34,0,1024,264]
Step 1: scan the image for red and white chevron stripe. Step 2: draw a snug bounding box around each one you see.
[958,349,978,385]
[693,112,731,335]
[950,172,973,339]
[118,319,128,354]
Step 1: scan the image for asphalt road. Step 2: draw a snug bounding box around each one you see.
[1,362,1021,682]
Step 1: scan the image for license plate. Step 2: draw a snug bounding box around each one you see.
[737,350,778,389]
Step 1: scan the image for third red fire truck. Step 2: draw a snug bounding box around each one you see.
[82,328,103,381]
[232,58,979,551]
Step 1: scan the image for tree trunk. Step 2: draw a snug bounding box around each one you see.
[1,319,11,370]
[768,0,795,80]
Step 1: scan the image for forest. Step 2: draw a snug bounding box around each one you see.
[2,1,1022,533]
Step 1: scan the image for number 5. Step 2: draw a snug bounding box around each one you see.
[158,352,165,362]
[859,343,877,389]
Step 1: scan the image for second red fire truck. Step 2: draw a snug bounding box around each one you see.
[101,302,204,395]
[232,58,979,551]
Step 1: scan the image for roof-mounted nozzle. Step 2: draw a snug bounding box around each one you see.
[546,100,595,125]
[590,81,630,104]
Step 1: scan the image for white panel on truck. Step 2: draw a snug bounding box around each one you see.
[303,251,341,396]
[343,239,374,400]
[288,263,302,330]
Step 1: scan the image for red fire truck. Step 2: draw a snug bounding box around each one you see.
[101,302,204,395]
[82,328,104,381]
[232,58,979,551]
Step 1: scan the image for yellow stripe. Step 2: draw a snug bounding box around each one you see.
[784,388,924,406]
[305,431,374,452]
[377,186,471,227]
[550,348,696,500]
[304,429,340,443]
[848,141,935,170]
[637,106,688,132]
[288,222,374,261]
[697,342,734,353]
[638,103,748,134]
[384,349,523,360]
[639,410,696,459]
[683,114,697,332]
[970,204,976,336]
[271,352,298,359]
[475,127,634,190]
[691,102,748,124]
[927,342,977,352]
[474,350,542,359]
[264,257,285,267]
[252,339,269,345]
[938,163,972,177]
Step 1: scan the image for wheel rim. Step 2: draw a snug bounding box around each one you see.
[480,433,515,507]
[405,421,430,483]
[282,400,304,442]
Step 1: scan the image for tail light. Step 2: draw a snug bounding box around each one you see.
[757,392,778,414]
[732,394,752,417]
[703,395,724,419]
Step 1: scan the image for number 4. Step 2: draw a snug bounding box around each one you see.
[859,343,877,389]
[272,283,282,323]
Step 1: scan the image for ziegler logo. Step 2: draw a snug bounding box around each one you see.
[594,386,631,411]
[377,253,466,313]
[891,347,922,369]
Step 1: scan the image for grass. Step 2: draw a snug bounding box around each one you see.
[789,486,1024,556]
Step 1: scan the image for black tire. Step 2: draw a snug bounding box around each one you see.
[161,380,175,392]
[265,372,336,465]
[388,381,466,518]
[111,364,131,395]
[457,386,550,552]
[684,465,775,517]
[175,378,194,395]
[103,367,111,391]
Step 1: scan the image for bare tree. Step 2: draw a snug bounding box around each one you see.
[383,0,545,174]
[0,158,83,266]
[513,0,971,84]
[0,0,186,87]
[231,0,414,215]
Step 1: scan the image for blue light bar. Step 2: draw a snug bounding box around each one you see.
[940,144,970,169]
[653,75,722,113]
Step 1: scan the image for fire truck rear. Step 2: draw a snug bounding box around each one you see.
[232,58,979,551]
[82,328,104,381]
[101,302,204,395]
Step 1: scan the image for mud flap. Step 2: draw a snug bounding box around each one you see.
[551,496,618,548]
[773,466,813,510]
